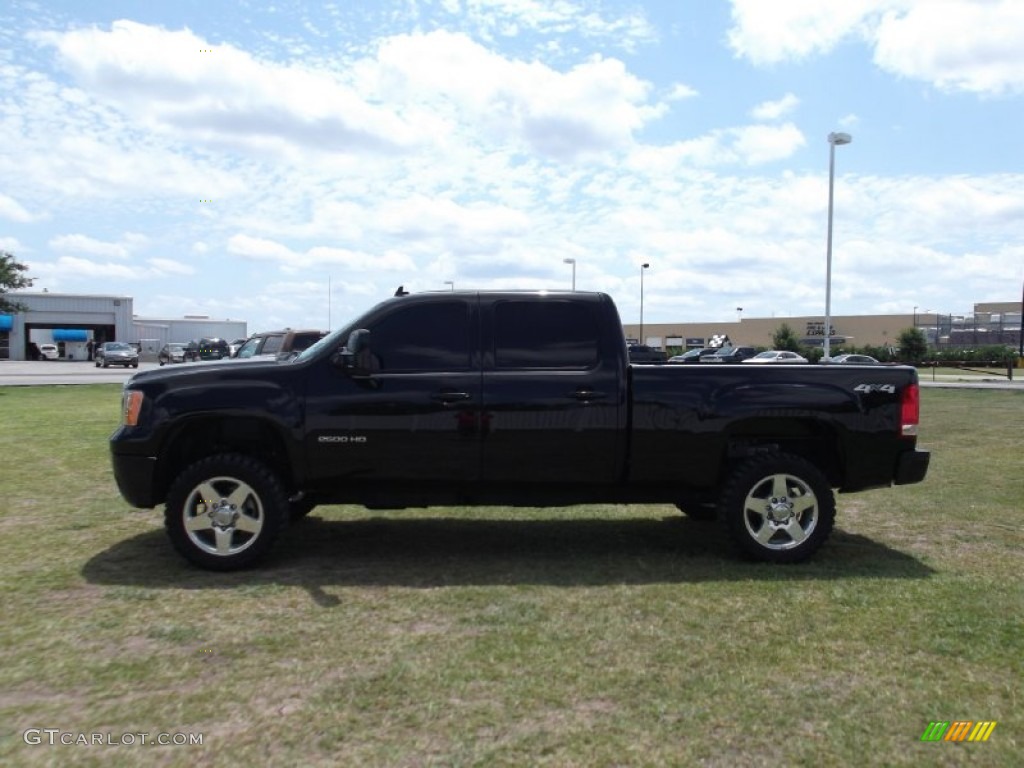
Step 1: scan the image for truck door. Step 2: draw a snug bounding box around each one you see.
[304,297,481,486]
[480,297,623,484]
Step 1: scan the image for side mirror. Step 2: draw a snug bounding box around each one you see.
[334,329,374,377]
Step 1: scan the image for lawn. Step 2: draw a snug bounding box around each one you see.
[0,385,1020,767]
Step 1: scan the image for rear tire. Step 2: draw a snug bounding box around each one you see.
[165,454,288,570]
[719,452,835,563]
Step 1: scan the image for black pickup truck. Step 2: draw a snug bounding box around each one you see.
[110,290,929,570]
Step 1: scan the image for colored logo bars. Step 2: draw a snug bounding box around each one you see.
[921,721,997,742]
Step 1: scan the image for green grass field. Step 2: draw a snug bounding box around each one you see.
[0,385,1021,767]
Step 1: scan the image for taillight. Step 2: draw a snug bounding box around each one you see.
[900,383,919,438]
[123,390,144,426]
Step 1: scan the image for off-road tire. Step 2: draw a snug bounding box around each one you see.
[719,452,835,563]
[165,453,289,570]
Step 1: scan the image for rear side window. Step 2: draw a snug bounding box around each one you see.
[261,335,284,355]
[494,301,598,369]
[369,301,471,372]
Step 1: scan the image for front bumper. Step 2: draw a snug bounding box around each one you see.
[111,452,160,508]
[894,449,930,485]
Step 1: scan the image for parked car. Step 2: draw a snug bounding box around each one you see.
[743,350,810,364]
[158,343,188,366]
[627,344,668,364]
[701,346,757,363]
[184,338,230,361]
[826,354,881,365]
[228,338,248,357]
[233,329,328,361]
[38,343,60,360]
[667,348,717,364]
[95,341,139,368]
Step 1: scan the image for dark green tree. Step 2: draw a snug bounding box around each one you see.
[897,327,927,362]
[0,251,33,313]
[771,323,801,352]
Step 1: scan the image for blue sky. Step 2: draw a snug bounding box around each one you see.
[2,0,1022,332]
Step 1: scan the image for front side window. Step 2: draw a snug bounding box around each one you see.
[369,301,471,372]
[494,301,598,369]
[235,338,260,358]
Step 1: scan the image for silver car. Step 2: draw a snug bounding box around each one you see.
[95,341,139,368]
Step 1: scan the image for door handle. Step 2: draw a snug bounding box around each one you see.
[570,389,606,401]
[432,391,471,404]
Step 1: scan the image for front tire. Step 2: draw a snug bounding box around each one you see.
[165,454,288,570]
[719,453,835,563]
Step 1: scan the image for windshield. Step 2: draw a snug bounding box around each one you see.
[106,342,132,351]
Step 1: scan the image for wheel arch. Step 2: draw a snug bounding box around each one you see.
[722,416,846,488]
[154,415,300,504]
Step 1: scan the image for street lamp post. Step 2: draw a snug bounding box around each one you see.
[444,281,454,291]
[563,258,576,291]
[639,263,650,345]
[824,131,852,360]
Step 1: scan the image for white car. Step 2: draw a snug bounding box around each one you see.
[743,350,809,364]
[38,343,60,360]
[826,354,880,365]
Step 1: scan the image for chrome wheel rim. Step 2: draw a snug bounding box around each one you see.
[742,472,818,551]
[182,475,265,557]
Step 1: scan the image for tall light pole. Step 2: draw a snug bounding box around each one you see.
[639,262,650,345]
[824,131,852,360]
[563,258,576,291]
[444,280,454,291]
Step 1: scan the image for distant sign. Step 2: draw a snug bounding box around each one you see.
[805,321,838,337]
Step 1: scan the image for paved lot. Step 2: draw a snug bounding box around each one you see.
[0,360,164,386]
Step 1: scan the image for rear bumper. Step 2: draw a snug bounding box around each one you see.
[111,452,160,508]
[894,449,930,485]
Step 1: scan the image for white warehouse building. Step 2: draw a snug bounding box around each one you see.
[0,293,247,361]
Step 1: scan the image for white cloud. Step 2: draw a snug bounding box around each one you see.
[36,20,422,155]
[751,93,800,121]
[873,1,1024,95]
[727,0,887,65]
[454,0,657,52]
[727,0,1024,95]
[148,257,195,276]
[374,31,660,158]
[49,233,147,259]
[227,234,296,262]
[0,193,38,223]
[628,122,806,168]
[665,83,699,102]
[227,233,416,272]
[0,237,24,253]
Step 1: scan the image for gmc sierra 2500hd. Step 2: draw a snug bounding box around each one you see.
[110,290,929,570]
